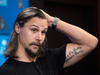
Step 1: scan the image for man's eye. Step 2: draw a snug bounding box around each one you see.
[42,31,46,34]
[31,29,37,32]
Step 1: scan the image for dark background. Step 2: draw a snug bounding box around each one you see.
[29,0,100,75]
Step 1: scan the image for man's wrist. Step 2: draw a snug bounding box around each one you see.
[52,17,60,30]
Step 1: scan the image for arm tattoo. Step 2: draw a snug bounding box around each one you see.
[66,47,84,61]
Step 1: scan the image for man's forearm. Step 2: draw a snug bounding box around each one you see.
[55,19,98,49]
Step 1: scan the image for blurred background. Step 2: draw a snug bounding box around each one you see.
[0,0,29,66]
[0,0,100,75]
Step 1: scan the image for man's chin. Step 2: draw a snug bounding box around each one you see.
[32,46,39,49]
[32,47,39,52]
[25,48,39,58]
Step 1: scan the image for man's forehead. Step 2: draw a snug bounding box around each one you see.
[25,17,48,28]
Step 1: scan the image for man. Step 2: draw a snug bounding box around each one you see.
[0,7,98,75]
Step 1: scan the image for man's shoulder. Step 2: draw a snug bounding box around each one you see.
[44,48,58,55]
[0,59,13,72]
[44,48,58,52]
[44,44,67,54]
[44,44,67,52]
[0,58,15,73]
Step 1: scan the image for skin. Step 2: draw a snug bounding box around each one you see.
[41,10,98,68]
[15,17,48,62]
[15,9,98,68]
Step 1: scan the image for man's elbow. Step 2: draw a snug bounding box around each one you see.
[91,37,98,50]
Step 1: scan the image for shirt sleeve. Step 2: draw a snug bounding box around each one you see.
[51,44,68,74]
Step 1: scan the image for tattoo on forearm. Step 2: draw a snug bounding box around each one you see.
[66,47,83,61]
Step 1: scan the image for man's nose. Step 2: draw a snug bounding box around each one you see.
[36,32,42,41]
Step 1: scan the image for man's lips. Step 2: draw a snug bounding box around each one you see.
[32,44,39,47]
[29,42,40,47]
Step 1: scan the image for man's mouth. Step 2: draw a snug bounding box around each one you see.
[32,44,39,47]
[29,42,40,48]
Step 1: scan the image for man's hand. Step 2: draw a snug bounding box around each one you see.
[41,10,55,27]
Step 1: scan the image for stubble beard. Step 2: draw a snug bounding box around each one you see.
[25,42,44,58]
[25,47,39,59]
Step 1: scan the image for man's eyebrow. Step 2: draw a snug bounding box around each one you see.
[31,25,48,30]
[31,25,39,28]
[44,28,48,30]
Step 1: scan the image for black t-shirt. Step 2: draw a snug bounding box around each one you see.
[0,44,68,75]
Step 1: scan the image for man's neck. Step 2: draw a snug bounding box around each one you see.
[13,55,37,63]
[15,48,37,62]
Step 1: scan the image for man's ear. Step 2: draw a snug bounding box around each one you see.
[15,23,20,34]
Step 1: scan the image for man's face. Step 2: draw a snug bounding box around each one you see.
[18,17,48,58]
